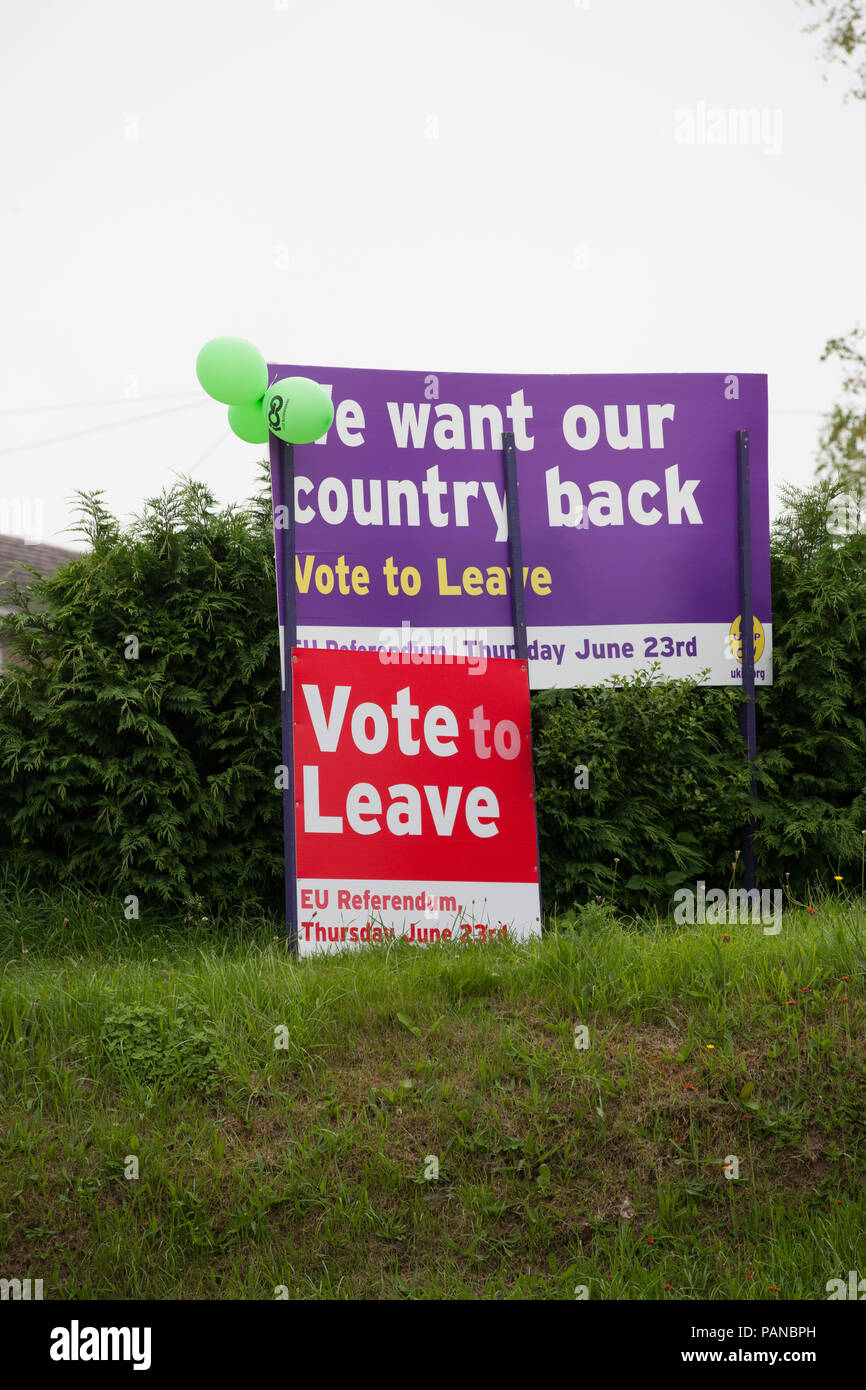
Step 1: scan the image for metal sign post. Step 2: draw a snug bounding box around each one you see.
[502,430,529,661]
[270,431,299,956]
[736,427,758,893]
[502,429,544,927]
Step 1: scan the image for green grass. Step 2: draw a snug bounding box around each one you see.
[1,882,864,1300]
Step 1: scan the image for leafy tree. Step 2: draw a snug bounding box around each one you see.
[801,8,866,498]
[802,1,866,101]
[814,327,866,500]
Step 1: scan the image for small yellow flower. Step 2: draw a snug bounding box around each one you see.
[834,875,843,881]
[706,1044,715,1049]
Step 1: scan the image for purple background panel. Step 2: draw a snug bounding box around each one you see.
[268,365,770,639]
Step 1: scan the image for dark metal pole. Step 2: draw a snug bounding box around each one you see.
[502,430,544,929]
[736,428,758,893]
[270,432,299,956]
[502,431,528,660]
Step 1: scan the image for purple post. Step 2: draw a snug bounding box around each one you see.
[737,428,758,892]
[269,431,299,955]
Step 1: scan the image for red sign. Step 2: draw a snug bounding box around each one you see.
[292,647,542,953]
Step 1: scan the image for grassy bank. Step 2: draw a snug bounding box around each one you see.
[1,885,864,1300]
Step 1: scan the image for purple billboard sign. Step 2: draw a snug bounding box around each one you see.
[268,365,771,689]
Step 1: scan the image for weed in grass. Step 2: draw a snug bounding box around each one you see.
[99,1003,227,1096]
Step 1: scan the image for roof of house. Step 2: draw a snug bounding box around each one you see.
[0,534,81,607]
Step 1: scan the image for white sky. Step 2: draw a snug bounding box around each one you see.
[1,0,864,550]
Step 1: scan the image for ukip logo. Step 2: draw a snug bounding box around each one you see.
[726,614,765,665]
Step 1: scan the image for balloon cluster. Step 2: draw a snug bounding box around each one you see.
[195,336,334,445]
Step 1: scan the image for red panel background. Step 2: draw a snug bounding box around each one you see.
[292,648,539,884]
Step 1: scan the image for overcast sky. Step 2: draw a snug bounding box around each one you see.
[1,0,864,550]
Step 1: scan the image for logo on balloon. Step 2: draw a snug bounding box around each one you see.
[263,377,334,445]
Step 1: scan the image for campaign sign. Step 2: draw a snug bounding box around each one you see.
[291,647,542,955]
[269,365,772,688]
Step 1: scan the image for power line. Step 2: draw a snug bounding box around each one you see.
[0,397,833,420]
[189,429,233,475]
[0,401,213,456]
[0,398,831,459]
[0,391,202,414]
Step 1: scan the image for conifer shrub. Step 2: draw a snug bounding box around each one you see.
[753,482,866,889]
[1,477,863,915]
[0,479,283,911]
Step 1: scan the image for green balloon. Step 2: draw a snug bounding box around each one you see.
[228,398,268,444]
[196,336,268,406]
[264,376,334,444]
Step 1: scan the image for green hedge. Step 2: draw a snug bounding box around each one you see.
[753,482,866,886]
[532,670,752,911]
[1,477,864,915]
[0,482,284,910]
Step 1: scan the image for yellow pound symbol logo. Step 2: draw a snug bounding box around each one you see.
[728,614,764,664]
